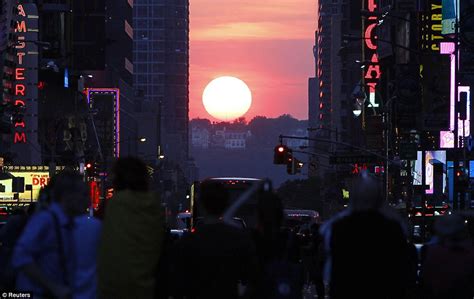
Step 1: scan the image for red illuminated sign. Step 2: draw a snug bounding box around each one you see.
[12,4,28,144]
[352,163,368,174]
[364,0,381,109]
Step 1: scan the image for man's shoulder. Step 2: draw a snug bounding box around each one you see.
[27,209,54,226]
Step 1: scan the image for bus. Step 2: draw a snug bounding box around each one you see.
[190,177,271,229]
[283,209,320,229]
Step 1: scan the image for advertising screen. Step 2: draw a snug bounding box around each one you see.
[413,151,447,194]
[442,0,457,35]
[0,171,50,202]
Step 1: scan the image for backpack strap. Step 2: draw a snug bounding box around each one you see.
[48,210,69,287]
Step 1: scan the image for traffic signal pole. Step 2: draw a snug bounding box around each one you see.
[279,135,399,165]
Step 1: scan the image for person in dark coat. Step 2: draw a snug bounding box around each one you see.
[252,192,304,299]
[321,172,414,299]
[420,214,474,299]
[169,180,259,299]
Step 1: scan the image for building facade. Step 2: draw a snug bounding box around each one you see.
[133,0,189,170]
[312,0,363,175]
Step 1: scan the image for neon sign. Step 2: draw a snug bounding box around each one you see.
[12,4,29,144]
[364,0,380,108]
[86,88,121,158]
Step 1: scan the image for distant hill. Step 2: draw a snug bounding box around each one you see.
[190,115,308,187]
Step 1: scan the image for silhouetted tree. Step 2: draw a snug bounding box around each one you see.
[190,118,212,130]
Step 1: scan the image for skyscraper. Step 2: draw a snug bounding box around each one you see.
[133,0,189,170]
[314,0,363,167]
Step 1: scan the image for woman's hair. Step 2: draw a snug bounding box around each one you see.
[348,171,384,211]
[112,157,149,192]
[52,170,86,203]
[51,170,89,216]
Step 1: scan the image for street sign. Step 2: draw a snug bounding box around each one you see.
[329,154,381,164]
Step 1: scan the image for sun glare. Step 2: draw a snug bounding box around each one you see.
[202,76,252,121]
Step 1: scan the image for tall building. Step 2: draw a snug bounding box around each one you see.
[133,0,189,171]
[314,0,363,172]
[0,0,138,169]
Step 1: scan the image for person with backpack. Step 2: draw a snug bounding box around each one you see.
[11,170,101,299]
[252,192,304,299]
[98,157,163,299]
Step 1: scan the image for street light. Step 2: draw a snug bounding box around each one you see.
[119,137,147,156]
[360,9,412,23]
[353,108,362,117]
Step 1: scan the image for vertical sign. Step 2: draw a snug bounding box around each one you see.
[363,0,381,109]
[10,3,40,164]
[87,88,120,159]
[421,1,450,131]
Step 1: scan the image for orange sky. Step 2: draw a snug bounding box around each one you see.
[190,0,316,121]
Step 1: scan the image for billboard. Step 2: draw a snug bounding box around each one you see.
[0,166,64,202]
[442,0,458,35]
[413,151,447,194]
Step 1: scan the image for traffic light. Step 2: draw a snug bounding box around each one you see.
[286,154,303,175]
[454,167,470,192]
[85,162,94,178]
[274,145,290,164]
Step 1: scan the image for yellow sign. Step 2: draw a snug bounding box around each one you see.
[0,171,50,202]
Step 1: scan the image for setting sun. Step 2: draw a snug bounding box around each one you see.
[202,76,252,121]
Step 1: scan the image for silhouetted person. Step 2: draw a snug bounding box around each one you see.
[321,172,413,299]
[420,214,474,299]
[308,223,325,299]
[12,170,101,299]
[252,192,303,299]
[169,180,258,299]
[0,203,36,290]
[98,157,163,299]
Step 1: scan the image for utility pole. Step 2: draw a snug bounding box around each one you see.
[453,3,461,211]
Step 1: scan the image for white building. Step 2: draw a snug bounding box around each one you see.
[224,131,249,149]
[191,127,210,149]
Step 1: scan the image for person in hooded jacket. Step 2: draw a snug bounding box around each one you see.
[98,157,163,299]
[320,172,415,299]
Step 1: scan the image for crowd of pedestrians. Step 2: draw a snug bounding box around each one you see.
[0,158,473,299]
